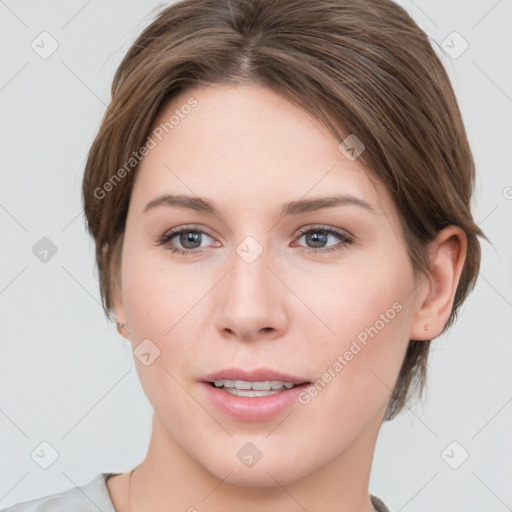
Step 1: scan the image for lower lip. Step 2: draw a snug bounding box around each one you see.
[201,382,310,422]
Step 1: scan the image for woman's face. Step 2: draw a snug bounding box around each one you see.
[115,83,422,486]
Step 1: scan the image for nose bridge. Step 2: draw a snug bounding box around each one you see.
[229,235,275,310]
[215,234,287,340]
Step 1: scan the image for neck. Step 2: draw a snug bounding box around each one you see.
[127,413,382,512]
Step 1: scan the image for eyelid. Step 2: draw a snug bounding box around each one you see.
[156,224,216,246]
[295,224,355,241]
[292,225,354,253]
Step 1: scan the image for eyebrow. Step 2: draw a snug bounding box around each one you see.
[142,193,375,217]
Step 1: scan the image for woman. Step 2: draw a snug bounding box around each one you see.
[2,0,484,510]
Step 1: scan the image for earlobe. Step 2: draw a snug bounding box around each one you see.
[410,226,467,340]
[116,321,129,337]
[111,263,129,340]
[114,302,130,340]
[113,285,130,340]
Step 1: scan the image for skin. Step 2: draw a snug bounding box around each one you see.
[107,83,467,512]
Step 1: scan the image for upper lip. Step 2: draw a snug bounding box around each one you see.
[202,368,310,384]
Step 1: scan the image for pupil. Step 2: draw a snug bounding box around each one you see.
[180,231,201,249]
[306,231,327,248]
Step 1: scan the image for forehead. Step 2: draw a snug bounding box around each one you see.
[131,83,394,219]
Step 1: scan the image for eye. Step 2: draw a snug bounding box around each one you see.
[156,225,217,255]
[156,224,354,256]
[293,225,354,253]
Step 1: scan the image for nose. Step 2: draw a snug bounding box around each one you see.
[213,243,288,343]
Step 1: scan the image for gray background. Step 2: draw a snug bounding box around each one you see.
[1,0,511,510]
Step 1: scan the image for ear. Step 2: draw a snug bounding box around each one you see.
[409,226,467,340]
[108,238,130,340]
[112,274,130,340]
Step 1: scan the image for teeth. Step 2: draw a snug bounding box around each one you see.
[222,388,283,397]
[213,379,296,391]
[251,381,272,390]
[235,380,252,389]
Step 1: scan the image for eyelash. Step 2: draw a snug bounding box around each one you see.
[155,224,354,256]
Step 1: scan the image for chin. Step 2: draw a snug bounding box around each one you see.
[192,440,319,489]
[211,461,306,489]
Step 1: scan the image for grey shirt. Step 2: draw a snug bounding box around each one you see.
[1,473,391,512]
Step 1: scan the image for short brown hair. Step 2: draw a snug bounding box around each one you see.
[82,0,485,420]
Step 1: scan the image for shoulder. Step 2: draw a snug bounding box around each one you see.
[0,473,119,512]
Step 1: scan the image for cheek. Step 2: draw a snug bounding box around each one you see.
[315,277,413,426]
[119,243,209,401]
[292,246,414,394]
[119,246,205,415]
[121,240,203,336]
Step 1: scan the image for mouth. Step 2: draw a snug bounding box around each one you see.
[201,368,310,396]
[200,368,312,421]
[207,379,308,397]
